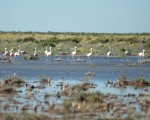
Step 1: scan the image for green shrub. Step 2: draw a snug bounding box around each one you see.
[4,114,14,120]
[134,76,145,83]
[63,100,72,111]
[118,75,127,82]
[23,37,37,43]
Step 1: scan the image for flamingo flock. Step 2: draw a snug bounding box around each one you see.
[0,46,148,62]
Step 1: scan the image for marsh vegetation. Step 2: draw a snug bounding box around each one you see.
[0,31,150,119]
[0,32,150,57]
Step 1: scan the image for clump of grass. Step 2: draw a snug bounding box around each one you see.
[23,54,38,60]
[63,100,72,111]
[88,64,97,67]
[115,75,150,87]
[0,87,16,94]
[128,63,138,66]
[118,75,127,82]
[132,76,150,87]
[73,91,87,102]
[38,75,51,84]
[72,91,105,104]
[3,114,14,120]
[1,73,25,87]
[0,113,49,120]
[133,76,145,83]
[85,92,105,103]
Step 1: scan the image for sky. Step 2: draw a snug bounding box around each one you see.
[0,0,150,33]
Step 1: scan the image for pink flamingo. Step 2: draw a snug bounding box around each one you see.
[33,47,38,58]
[18,45,28,54]
[86,48,92,57]
[138,49,145,61]
[9,49,14,57]
[86,48,92,61]
[45,47,52,61]
[13,47,21,62]
[71,46,77,61]
[3,48,9,57]
[14,48,20,57]
[45,47,48,56]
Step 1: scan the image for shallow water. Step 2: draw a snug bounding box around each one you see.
[0,55,150,117]
[0,56,149,81]
[0,56,150,93]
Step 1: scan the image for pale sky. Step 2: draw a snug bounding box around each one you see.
[0,0,150,33]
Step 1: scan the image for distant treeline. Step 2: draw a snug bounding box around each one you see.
[0,31,150,36]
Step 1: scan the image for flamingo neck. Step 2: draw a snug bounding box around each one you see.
[75,47,76,52]
[35,48,37,53]
[109,46,111,52]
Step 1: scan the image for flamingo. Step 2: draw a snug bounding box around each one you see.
[3,48,9,57]
[86,48,92,57]
[46,47,52,57]
[45,47,48,56]
[125,48,131,56]
[13,47,21,61]
[33,47,38,59]
[18,45,25,54]
[45,47,52,61]
[71,46,77,61]
[107,46,111,57]
[9,49,14,57]
[138,49,145,62]
[14,48,20,57]
[86,48,92,61]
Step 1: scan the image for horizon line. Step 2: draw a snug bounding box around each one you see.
[0,30,150,34]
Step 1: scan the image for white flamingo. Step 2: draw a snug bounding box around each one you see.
[71,46,77,61]
[13,47,21,61]
[14,49,20,57]
[125,48,129,56]
[45,47,48,56]
[9,49,14,57]
[3,48,9,57]
[18,45,26,54]
[107,46,111,57]
[33,47,38,58]
[138,49,145,62]
[45,47,52,61]
[86,48,92,61]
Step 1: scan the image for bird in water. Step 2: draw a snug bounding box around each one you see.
[71,46,77,61]
[107,46,111,57]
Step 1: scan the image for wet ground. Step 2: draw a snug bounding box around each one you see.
[0,55,150,119]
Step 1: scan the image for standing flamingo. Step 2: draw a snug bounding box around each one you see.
[45,47,48,56]
[107,46,111,57]
[33,47,38,59]
[138,49,145,62]
[3,48,9,57]
[13,47,21,61]
[45,47,52,61]
[71,46,77,61]
[9,49,14,57]
[86,48,92,61]
[125,48,131,56]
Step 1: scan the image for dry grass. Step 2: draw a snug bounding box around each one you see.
[0,32,150,56]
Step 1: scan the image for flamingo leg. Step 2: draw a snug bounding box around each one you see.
[72,55,75,62]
